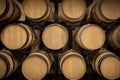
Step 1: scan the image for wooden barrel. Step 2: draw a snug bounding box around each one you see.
[92,50,120,79]
[42,24,68,50]
[0,23,35,50]
[0,0,21,22]
[0,50,19,79]
[22,51,52,80]
[23,0,53,22]
[91,0,120,23]
[107,25,120,49]
[59,0,86,22]
[59,50,86,80]
[76,24,105,50]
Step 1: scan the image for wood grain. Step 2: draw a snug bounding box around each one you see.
[1,23,35,50]
[76,24,105,50]
[22,51,52,80]
[42,24,68,50]
[59,50,86,80]
[59,0,86,22]
[92,50,120,79]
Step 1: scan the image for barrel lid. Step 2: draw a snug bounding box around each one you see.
[22,56,48,80]
[100,0,120,20]
[61,54,86,80]
[1,24,28,49]
[0,57,7,79]
[23,0,48,19]
[42,24,68,50]
[0,0,7,16]
[100,56,120,79]
[80,24,105,50]
[61,0,86,19]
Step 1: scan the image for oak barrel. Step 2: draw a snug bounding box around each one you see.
[59,0,86,22]
[92,50,120,79]
[23,0,53,22]
[91,0,120,23]
[107,25,120,49]
[42,24,68,50]
[0,23,35,50]
[76,24,105,50]
[0,0,21,22]
[59,50,86,80]
[22,51,52,80]
[0,50,19,79]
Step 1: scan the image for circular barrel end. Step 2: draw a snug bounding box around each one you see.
[22,56,48,80]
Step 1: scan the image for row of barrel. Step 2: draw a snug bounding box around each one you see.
[0,0,120,23]
[0,0,120,80]
[0,23,120,50]
[0,49,120,80]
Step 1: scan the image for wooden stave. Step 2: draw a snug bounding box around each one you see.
[76,24,105,50]
[42,24,68,50]
[0,23,35,50]
[100,0,120,21]
[92,50,120,79]
[0,0,21,22]
[0,50,18,79]
[23,0,53,22]
[22,51,52,80]
[31,1,54,22]
[18,24,35,49]
[0,56,7,79]
[8,1,21,22]
[59,50,86,80]
[0,0,14,21]
[59,0,86,22]
[91,0,120,23]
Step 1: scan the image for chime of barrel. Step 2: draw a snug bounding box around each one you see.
[107,25,120,49]
[0,50,19,79]
[59,50,86,80]
[76,24,105,50]
[91,0,120,23]
[23,0,53,22]
[0,0,21,22]
[42,24,68,50]
[59,0,86,22]
[0,23,35,50]
[92,50,120,79]
[22,51,52,80]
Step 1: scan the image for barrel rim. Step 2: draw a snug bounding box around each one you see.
[0,54,10,78]
[23,0,49,21]
[0,0,9,18]
[28,51,52,71]
[60,0,86,22]
[97,0,116,22]
[8,1,21,22]
[98,54,120,79]
[22,51,52,79]
[0,50,15,74]
[92,0,113,23]
[59,50,86,79]
[92,50,108,73]
[42,23,69,50]
[0,24,29,50]
[76,24,105,50]
[6,0,16,21]
[100,0,120,20]
[18,23,35,49]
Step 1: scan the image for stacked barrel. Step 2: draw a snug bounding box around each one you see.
[0,0,120,80]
